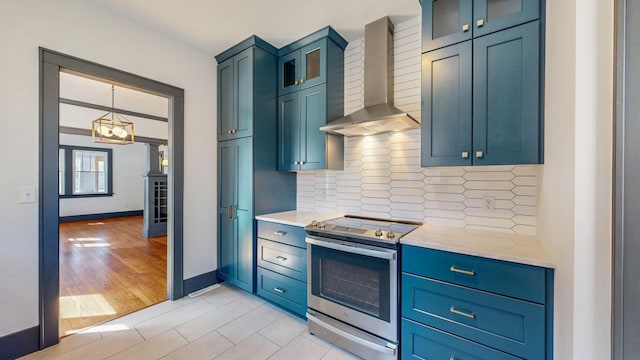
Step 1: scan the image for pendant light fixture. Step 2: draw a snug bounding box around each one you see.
[92,85,135,144]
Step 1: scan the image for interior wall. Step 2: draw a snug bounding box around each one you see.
[538,0,614,359]
[58,133,147,217]
[0,0,216,338]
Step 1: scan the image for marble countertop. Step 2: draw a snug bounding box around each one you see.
[255,210,343,227]
[402,224,555,268]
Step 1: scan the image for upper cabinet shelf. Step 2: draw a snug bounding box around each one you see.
[422,0,540,52]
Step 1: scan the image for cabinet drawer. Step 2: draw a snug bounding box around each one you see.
[256,267,307,317]
[257,238,307,282]
[401,318,521,360]
[402,245,546,303]
[402,274,544,359]
[257,221,307,248]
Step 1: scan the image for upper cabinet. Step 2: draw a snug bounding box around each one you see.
[277,27,347,171]
[217,48,254,141]
[421,0,543,167]
[278,39,327,95]
[422,0,539,53]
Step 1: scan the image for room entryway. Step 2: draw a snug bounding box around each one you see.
[39,49,185,348]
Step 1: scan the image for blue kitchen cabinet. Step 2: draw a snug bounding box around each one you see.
[422,0,540,52]
[277,27,347,171]
[400,245,554,359]
[421,19,542,166]
[256,220,308,317]
[215,37,297,292]
[421,41,473,166]
[278,39,328,95]
[217,47,254,141]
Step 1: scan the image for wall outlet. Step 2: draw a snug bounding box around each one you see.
[482,195,495,212]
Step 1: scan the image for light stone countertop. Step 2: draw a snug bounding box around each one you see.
[401,224,555,268]
[255,210,343,227]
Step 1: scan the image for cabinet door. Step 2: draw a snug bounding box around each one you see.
[422,0,473,52]
[473,21,539,165]
[421,42,473,167]
[217,141,237,283]
[473,0,539,38]
[300,85,327,170]
[217,57,235,141]
[299,39,327,90]
[234,48,254,139]
[235,137,254,292]
[278,50,300,95]
[278,92,301,171]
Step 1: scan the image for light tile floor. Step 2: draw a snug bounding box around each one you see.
[20,284,361,360]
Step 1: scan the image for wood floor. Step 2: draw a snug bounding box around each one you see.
[59,216,167,336]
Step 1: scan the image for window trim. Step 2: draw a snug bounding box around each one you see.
[59,145,113,198]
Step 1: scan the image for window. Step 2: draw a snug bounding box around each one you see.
[59,146,113,197]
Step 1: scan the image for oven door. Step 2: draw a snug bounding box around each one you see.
[306,235,398,342]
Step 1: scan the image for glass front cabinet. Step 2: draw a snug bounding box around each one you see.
[422,0,540,52]
[278,39,327,95]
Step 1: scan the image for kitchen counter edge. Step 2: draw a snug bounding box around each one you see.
[255,210,343,228]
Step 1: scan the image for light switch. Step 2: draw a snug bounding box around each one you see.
[20,185,36,204]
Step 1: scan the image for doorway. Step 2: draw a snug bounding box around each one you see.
[56,70,171,336]
[39,48,185,348]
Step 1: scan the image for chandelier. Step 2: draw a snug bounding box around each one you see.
[92,85,134,144]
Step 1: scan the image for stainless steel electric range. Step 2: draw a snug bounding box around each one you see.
[304,215,422,360]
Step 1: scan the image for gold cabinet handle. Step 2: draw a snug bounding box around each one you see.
[275,255,288,261]
[477,19,484,27]
[475,151,484,158]
[300,161,305,165]
[227,130,233,134]
[274,231,287,236]
[450,306,476,319]
[462,24,470,32]
[300,78,305,84]
[294,80,299,85]
[461,151,469,159]
[450,266,475,276]
[294,161,299,165]
[274,287,286,294]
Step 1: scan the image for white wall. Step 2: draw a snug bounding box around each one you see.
[58,133,147,217]
[0,0,217,338]
[298,17,540,235]
[538,0,614,359]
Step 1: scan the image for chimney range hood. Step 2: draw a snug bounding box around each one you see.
[320,16,419,137]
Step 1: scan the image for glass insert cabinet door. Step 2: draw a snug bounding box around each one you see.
[278,39,327,94]
[422,0,539,52]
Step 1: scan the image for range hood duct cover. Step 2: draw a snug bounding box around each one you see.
[320,16,419,136]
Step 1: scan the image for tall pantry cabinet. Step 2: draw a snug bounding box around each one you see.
[215,36,296,292]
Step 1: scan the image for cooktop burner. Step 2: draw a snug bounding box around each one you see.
[304,215,422,245]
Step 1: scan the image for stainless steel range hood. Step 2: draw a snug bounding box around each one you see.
[320,16,419,137]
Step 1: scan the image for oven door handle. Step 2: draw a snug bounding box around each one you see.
[305,237,396,260]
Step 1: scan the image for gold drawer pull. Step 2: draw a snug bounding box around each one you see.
[274,231,287,236]
[274,287,286,294]
[450,266,475,276]
[450,306,476,319]
[275,256,288,261]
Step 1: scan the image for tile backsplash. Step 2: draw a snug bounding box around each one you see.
[296,16,538,235]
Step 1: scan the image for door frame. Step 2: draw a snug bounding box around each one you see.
[39,48,185,348]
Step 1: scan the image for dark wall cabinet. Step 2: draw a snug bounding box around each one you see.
[215,37,297,292]
[277,28,347,171]
[421,0,543,167]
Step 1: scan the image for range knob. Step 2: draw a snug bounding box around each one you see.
[386,230,395,239]
[318,221,326,229]
[375,229,383,237]
[310,220,318,228]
